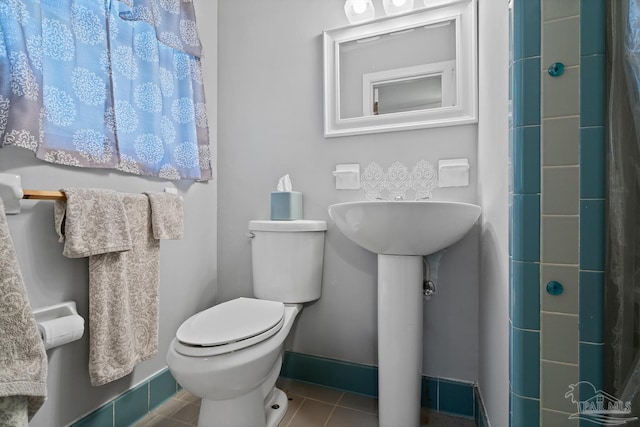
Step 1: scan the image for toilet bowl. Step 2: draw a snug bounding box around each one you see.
[167,300,301,427]
[167,220,326,427]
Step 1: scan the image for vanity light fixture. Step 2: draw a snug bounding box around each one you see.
[344,0,375,24]
[382,0,414,16]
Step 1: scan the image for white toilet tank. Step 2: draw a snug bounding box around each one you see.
[249,220,327,303]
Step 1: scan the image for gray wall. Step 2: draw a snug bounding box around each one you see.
[218,0,480,382]
[0,0,217,425]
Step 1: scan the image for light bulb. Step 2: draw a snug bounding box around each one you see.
[382,0,413,15]
[344,0,375,24]
[352,0,367,14]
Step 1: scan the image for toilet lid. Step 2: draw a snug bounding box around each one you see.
[176,297,285,347]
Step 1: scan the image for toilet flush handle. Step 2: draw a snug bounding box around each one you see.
[246,231,255,239]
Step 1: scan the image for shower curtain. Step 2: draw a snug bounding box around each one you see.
[607,0,640,408]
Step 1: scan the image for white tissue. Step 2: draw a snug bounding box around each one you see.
[276,174,293,192]
[38,314,85,350]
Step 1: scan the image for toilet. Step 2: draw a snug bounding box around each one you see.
[167,219,327,427]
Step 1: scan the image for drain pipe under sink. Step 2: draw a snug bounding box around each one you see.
[423,250,446,299]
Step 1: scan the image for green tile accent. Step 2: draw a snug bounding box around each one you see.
[580,0,606,56]
[513,0,541,60]
[580,271,605,344]
[475,388,490,427]
[511,194,540,263]
[580,342,604,391]
[281,351,477,418]
[114,382,149,427]
[580,55,606,127]
[511,393,540,427]
[421,376,437,410]
[580,200,605,271]
[71,369,180,427]
[281,351,378,397]
[513,126,541,195]
[511,327,540,398]
[511,261,540,330]
[149,369,178,411]
[513,58,541,127]
[70,403,113,427]
[438,379,474,418]
[580,127,606,199]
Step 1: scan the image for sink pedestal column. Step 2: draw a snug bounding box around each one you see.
[377,254,423,427]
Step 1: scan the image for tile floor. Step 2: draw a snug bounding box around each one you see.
[134,378,476,427]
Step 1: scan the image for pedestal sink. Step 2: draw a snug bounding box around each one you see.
[328,200,481,427]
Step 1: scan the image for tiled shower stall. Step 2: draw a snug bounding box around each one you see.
[509,0,606,424]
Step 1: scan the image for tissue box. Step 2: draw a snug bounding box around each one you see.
[271,192,302,220]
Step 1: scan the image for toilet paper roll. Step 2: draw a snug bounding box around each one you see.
[37,315,85,350]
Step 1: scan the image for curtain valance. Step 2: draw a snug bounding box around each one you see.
[0,0,212,181]
[116,0,202,57]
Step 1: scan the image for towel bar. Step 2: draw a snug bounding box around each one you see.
[22,190,66,201]
[0,173,67,214]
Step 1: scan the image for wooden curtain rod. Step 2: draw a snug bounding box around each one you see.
[22,189,66,201]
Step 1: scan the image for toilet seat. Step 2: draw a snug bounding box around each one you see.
[174,297,285,357]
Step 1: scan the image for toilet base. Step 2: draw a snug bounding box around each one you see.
[264,387,288,427]
[197,386,288,427]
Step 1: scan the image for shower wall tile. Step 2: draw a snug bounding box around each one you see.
[580,127,606,199]
[542,0,578,21]
[514,58,541,127]
[511,326,540,399]
[540,409,577,426]
[541,216,578,265]
[542,117,579,166]
[579,271,604,344]
[513,0,541,60]
[542,166,579,215]
[540,264,579,314]
[580,55,606,127]
[542,67,579,118]
[580,343,604,391]
[541,313,579,364]
[580,0,606,56]
[511,394,540,427]
[511,0,606,423]
[512,261,540,330]
[511,194,540,262]
[540,361,579,413]
[513,126,541,194]
[542,17,580,67]
[579,200,605,271]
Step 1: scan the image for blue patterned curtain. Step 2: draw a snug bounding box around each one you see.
[0,0,212,181]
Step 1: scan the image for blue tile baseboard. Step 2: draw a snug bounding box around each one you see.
[71,352,489,425]
[69,368,178,427]
[281,351,484,421]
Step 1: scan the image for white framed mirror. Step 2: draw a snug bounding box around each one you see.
[323,0,477,137]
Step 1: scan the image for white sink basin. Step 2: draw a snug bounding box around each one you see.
[328,200,481,256]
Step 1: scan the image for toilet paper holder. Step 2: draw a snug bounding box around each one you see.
[33,301,85,349]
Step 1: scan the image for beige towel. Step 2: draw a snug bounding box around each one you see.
[143,192,184,240]
[54,188,132,258]
[87,194,160,385]
[0,199,47,422]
